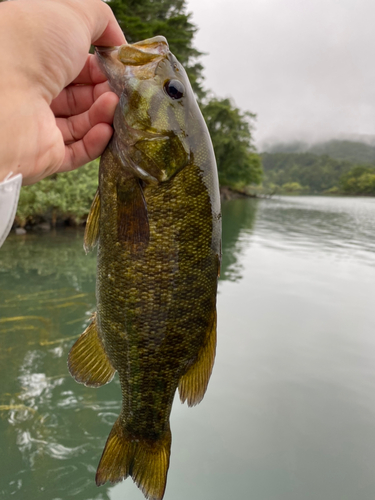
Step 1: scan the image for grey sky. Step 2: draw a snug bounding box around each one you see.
[186,0,375,149]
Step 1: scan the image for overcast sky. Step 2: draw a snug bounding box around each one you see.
[186,0,375,149]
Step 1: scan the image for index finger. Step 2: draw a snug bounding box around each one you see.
[84,0,126,47]
[92,7,126,47]
[72,54,107,85]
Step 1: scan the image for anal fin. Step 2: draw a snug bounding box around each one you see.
[68,313,115,387]
[96,416,171,500]
[178,309,217,407]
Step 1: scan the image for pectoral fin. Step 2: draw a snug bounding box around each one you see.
[68,313,115,387]
[178,309,217,406]
[84,189,100,253]
[117,177,149,253]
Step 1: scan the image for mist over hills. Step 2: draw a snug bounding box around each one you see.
[261,136,375,165]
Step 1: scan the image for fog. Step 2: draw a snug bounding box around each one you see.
[186,0,375,149]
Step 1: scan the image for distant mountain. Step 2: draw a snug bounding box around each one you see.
[262,139,375,165]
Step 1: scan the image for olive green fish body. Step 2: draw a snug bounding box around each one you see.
[68,36,220,500]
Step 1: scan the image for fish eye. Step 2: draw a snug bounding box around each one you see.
[164,79,185,100]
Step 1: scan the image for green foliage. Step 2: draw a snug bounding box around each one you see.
[261,152,353,193]
[107,0,204,97]
[340,165,375,195]
[16,161,99,226]
[201,97,262,188]
[281,182,307,194]
[323,186,341,195]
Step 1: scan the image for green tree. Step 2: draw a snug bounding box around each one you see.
[16,161,99,227]
[107,0,204,97]
[281,182,307,194]
[340,165,375,195]
[201,97,262,188]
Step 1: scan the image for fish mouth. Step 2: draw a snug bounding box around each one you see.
[95,37,169,68]
[128,36,169,56]
[95,38,169,93]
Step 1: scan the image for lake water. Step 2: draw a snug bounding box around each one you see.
[1,196,375,500]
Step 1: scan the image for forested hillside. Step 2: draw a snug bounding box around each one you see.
[261,153,353,193]
[261,140,375,195]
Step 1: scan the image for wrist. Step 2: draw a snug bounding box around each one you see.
[0,88,46,183]
[0,92,29,182]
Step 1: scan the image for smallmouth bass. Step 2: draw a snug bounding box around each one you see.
[68,36,221,500]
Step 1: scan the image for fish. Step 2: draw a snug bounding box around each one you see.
[67,36,221,500]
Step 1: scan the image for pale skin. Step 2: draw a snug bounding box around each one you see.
[0,0,126,185]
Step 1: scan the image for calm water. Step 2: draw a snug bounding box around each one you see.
[1,196,375,500]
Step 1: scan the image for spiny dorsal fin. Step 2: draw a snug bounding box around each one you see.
[67,313,115,387]
[178,309,217,407]
[84,189,100,253]
[96,417,171,500]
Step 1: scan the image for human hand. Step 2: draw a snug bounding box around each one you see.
[0,0,126,185]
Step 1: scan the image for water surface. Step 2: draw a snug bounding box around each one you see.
[1,196,375,499]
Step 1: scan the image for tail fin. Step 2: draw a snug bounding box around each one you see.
[96,417,171,500]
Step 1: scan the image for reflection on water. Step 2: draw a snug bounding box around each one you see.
[221,198,258,281]
[1,197,375,499]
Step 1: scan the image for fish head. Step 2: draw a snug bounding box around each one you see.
[96,37,202,184]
